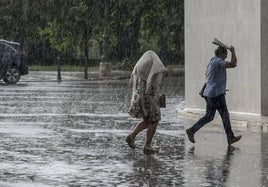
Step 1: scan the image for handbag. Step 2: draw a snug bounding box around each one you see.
[159,94,166,108]
[199,83,206,98]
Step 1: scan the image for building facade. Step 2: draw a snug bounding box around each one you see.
[185,0,268,116]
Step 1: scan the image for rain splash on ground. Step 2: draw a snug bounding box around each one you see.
[0,72,267,186]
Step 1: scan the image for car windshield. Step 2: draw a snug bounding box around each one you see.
[0,39,21,51]
[0,43,17,53]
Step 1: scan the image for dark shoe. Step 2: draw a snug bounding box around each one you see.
[126,135,136,149]
[228,135,242,145]
[186,128,195,143]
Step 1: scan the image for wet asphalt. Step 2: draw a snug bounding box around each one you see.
[0,71,267,187]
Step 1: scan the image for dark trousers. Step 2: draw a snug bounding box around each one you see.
[192,94,234,140]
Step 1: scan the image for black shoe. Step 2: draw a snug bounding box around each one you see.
[228,135,242,145]
[126,135,136,149]
[186,128,195,143]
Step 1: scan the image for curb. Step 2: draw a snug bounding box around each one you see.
[19,71,132,82]
[176,106,268,133]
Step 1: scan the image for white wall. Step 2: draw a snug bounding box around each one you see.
[185,0,262,115]
[261,0,268,115]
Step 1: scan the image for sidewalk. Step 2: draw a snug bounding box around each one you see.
[176,102,268,132]
[19,67,184,82]
[1,72,267,186]
[20,70,268,132]
[20,70,132,82]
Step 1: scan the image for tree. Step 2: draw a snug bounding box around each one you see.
[139,0,184,63]
[0,0,184,66]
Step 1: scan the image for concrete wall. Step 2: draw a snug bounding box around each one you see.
[185,0,262,115]
[261,0,268,115]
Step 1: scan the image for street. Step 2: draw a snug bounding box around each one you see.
[0,72,267,187]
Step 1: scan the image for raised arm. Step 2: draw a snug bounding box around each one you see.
[225,46,237,68]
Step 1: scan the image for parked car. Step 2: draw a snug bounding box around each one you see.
[0,39,28,84]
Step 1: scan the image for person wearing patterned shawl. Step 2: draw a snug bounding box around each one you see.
[126,50,169,153]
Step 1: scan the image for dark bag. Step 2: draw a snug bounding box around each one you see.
[199,83,206,98]
[159,94,166,108]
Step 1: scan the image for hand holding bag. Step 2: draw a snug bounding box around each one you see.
[199,83,206,98]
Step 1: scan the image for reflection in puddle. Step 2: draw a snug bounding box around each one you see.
[0,77,267,186]
[261,132,268,187]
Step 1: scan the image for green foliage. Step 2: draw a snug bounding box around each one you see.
[38,21,73,53]
[0,0,184,66]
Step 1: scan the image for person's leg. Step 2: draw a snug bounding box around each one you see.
[186,97,216,143]
[216,94,241,144]
[145,122,157,147]
[126,120,150,149]
[216,94,234,139]
[144,122,158,152]
[131,120,150,138]
[192,97,217,133]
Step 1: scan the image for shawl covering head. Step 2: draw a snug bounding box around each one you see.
[130,50,167,94]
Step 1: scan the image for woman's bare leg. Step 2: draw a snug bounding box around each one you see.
[131,120,150,138]
[126,120,150,149]
[144,122,158,150]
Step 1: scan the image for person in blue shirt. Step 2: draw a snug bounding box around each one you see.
[186,46,241,146]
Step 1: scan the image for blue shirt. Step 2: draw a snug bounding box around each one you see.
[203,56,227,97]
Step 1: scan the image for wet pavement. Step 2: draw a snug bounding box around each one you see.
[0,71,267,187]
